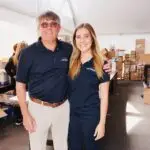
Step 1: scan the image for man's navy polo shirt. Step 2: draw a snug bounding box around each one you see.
[16,38,72,103]
[68,59,110,109]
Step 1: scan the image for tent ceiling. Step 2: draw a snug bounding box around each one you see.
[0,0,150,35]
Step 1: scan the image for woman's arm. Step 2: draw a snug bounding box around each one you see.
[99,81,110,125]
[94,81,110,140]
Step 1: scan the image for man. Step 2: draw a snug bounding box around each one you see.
[16,11,111,150]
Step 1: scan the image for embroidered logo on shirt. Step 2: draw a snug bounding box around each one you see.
[60,58,68,62]
[86,68,96,72]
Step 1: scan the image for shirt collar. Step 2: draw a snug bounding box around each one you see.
[36,37,61,52]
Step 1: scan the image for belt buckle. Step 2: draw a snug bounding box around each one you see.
[41,101,44,105]
[51,103,56,108]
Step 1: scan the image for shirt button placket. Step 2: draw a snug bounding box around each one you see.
[54,48,59,64]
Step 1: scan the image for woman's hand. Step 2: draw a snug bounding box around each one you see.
[94,122,105,141]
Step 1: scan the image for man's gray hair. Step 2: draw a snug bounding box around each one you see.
[37,10,61,24]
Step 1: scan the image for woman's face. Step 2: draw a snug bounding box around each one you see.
[75,27,92,53]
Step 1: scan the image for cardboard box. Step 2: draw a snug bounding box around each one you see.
[117,70,123,79]
[130,65,137,72]
[125,54,130,58]
[138,54,150,64]
[108,51,115,58]
[117,56,124,62]
[131,51,136,55]
[130,72,138,80]
[130,60,137,65]
[125,57,130,61]
[116,61,123,70]
[117,74,122,79]
[117,50,125,56]
[124,66,130,73]
[124,61,131,65]
[124,74,130,80]
[144,88,150,104]
[136,39,145,54]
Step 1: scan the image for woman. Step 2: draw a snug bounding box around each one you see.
[68,23,110,150]
[5,41,28,125]
[5,42,28,91]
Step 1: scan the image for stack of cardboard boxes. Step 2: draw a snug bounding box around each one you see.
[129,51,144,80]
[116,56,123,79]
[144,88,150,105]
[115,50,144,80]
[123,54,130,80]
[134,39,150,104]
[105,39,150,104]
[135,39,145,54]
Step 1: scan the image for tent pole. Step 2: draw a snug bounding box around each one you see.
[66,0,77,27]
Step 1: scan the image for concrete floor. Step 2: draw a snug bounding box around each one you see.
[0,125,29,150]
[0,81,150,150]
[125,81,150,150]
[0,124,53,150]
[104,81,150,150]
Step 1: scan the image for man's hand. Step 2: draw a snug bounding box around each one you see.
[23,112,36,133]
[103,60,112,74]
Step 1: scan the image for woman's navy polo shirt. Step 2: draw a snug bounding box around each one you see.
[68,59,110,109]
[16,38,72,103]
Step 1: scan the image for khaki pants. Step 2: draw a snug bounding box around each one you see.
[28,100,70,150]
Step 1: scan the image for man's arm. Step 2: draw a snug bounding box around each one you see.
[16,82,36,133]
[16,82,28,115]
[103,60,112,74]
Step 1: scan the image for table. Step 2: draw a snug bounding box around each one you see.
[110,71,118,95]
[0,84,14,94]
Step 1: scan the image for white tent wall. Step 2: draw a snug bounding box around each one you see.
[98,34,150,53]
[1,0,150,57]
[0,7,73,57]
[0,7,37,57]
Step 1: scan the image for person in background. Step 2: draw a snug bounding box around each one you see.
[5,41,28,125]
[68,23,110,150]
[5,43,18,90]
[5,42,28,92]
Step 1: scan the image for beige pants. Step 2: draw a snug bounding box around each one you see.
[28,100,70,150]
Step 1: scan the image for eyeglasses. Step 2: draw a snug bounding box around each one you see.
[40,21,59,28]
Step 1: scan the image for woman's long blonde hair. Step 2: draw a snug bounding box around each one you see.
[12,42,28,65]
[69,23,104,79]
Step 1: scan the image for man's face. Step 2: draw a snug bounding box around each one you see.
[39,18,61,41]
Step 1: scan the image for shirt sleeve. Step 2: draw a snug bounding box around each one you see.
[16,48,32,84]
[67,43,73,57]
[99,71,110,83]
[99,61,110,83]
